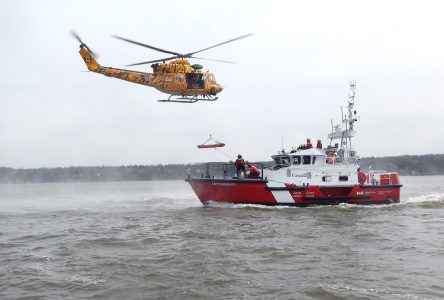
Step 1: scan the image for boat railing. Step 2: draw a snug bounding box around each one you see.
[198,162,266,180]
[367,170,395,185]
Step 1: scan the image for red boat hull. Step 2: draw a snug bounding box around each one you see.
[185,178,402,206]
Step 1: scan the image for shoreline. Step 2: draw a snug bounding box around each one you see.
[1,153,444,184]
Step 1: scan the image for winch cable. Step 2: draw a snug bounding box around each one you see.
[202,102,211,131]
[213,146,235,160]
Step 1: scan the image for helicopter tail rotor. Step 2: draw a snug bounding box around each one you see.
[70,29,99,59]
[70,30,101,71]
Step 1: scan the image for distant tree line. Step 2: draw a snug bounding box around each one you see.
[359,154,444,176]
[0,154,443,183]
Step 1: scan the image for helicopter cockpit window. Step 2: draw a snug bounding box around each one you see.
[208,74,216,84]
[186,73,204,89]
[164,75,174,83]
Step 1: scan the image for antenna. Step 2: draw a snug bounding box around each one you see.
[349,80,356,104]
[348,80,357,131]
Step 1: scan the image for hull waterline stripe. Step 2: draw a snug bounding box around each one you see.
[360,184,403,189]
[301,196,370,201]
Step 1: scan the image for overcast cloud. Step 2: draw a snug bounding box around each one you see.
[1,0,443,168]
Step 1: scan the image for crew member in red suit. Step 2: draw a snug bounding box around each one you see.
[316,139,322,149]
[235,154,247,179]
[247,163,260,178]
[307,138,313,149]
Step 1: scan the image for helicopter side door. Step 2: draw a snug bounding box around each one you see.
[186,73,204,89]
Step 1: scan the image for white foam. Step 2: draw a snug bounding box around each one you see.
[404,193,444,205]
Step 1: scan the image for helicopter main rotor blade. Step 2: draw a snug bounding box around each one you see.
[190,56,236,64]
[186,33,254,56]
[84,46,99,59]
[69,29,99,59]
[70,29,83,44]
[125,55,180,66]
[112,35,183,56]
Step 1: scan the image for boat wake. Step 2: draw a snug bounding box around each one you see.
[200,192,444,210]
[202,201,292,210]
[403,192,444,205]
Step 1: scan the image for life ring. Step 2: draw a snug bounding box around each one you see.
[358,171,366,185]
[326,152,337,164]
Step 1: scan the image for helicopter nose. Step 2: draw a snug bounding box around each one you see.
[211,85,223,95]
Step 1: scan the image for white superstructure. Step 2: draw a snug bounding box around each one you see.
[264,81,361,186]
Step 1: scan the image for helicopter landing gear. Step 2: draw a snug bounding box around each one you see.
[157,94,219,104]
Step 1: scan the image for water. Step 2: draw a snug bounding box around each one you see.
[1,176,443,300]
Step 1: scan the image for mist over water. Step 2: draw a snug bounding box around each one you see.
[1,176,444,299]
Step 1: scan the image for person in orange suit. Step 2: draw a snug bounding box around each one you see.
[235,154,247,179]
[247,163,260,179]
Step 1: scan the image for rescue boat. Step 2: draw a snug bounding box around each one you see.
[186,82,402,206]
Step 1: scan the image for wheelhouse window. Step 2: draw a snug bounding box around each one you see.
[274,157,281,165]
[303,156,311,165]
[339,176,348,181]
[281,156,291,166]
[312,156,317,165]
[292,156,301,165]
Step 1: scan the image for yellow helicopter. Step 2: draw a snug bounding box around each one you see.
[71,31,252,103]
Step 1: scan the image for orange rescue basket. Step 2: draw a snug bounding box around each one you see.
[197,135,225,149]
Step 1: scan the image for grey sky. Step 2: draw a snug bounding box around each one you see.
[1,0,443,168]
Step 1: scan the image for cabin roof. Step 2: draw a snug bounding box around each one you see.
[294,148,325,156]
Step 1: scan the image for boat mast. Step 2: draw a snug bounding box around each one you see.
[327,81,359,164]
[346,80,357,150]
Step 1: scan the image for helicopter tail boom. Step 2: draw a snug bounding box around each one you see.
[79,46,100,71]
[78,46,156,87]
